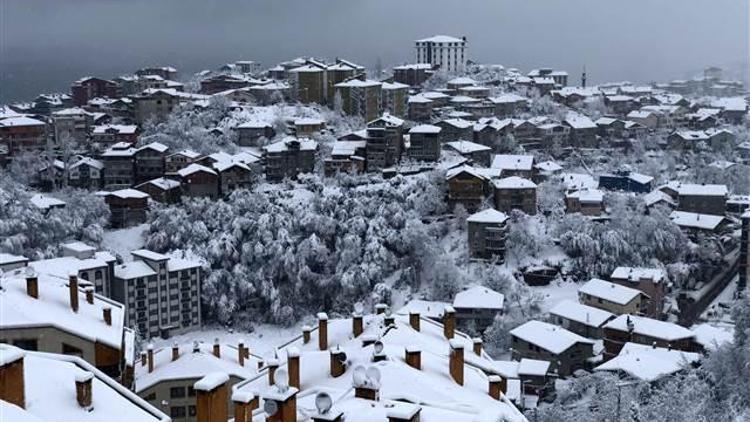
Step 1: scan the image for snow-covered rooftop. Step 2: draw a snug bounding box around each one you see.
[565,188,604,204]
[674,183,728,197]
[548,300,614,328]
[610,267,666,284]
[594,342,701,381]
[453,286,505,310]
[417,35,466,43]
[604,315,694,342]
[690,323,733,351]
[29,194,66,210]
[509,320,594,355]
[669,211,724,231]
[467,208,509,224]
[445,140,492,154]
[136,177,181,191]
[114,260,157,279]
[493,176,536,190]
[578,278,644,305]
[107,188,150,200]
[491,155,533,171]
[409,124,441,134]
[177,163,217,177]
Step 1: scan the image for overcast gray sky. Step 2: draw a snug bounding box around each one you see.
[1,0,748,102]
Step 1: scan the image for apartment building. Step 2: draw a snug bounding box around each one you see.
[415,35,468,73]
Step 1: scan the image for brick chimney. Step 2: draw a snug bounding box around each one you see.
[405,345,421,370]
[261,385,298,422]
[102,306,112,326]
[232,390,258,422]
[352,313,363,337]
[409,311,420,331]
[318,312,329,351]
[330,347,346,378]
[375,303,387,315]
[488,375,506,399]
[84,287,94,305]
[0,348,25,409]
[238,340,245,367]
[194,372,229,422]
[287,347,300,389]
[213,338,221,358]
[443,306,455,339]
[75,370,93,409]
[472,338,483,356]
[266,358,279,386]
[25,275,38,299]
[449,340,464,385]
[68,272,79,313]
[172,342,180,362]
[302,325,312,344]
[147,344,154,373]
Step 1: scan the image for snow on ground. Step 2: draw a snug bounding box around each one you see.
[532,279,581,312]
[101,224,149,261]
[701,275,739,322]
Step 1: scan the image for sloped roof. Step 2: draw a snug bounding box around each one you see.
[579,278,644,305]
[509,320,594,355]
[549,300,614,328]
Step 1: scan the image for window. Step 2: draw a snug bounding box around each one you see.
[145,392,156,401]
[170,386,186,398]
[12,339,38,351]
[170,406,186,418]
[62,343,83,357]
[187,386,196,397]
[188,406,197,416]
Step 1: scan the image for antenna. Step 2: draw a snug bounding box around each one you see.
[315,392,333,414]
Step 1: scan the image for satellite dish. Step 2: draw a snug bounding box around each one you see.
[354,302,364,314]
[385,308,392,317]
[366,366,381,384]
[263,399,278,416]
[373,341,384,354]
[24,266,36,277]
[337,351,348,362]
[275,368,289,392]
[352,365,367,386]
[315,392,333,414]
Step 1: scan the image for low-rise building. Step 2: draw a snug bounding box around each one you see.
[112,249,202,339]
[565,188,604,216]
[324,140,367,176]
[602,314,695,360]
[71,77,120,106]
[103,189,150,228]
[0,115,48,156]
[165,149,201,174]
[610,267,667,318]
[437,118,474,142]
[579,278,648,316]
[446,166,489,212]
[669,210,727,234]
[595,342,701,381]
[52,107,94,143]
[101,143,137,190]
[294,118,326,137]
[444,141,492,166]
[467,208,508,262]
[365,114,405,170]
[393,63,434,86]
[548,300,615,339]
[234,121,275,146]
[91,124,139,147]
[135,177,182,204]
[262,137,317,182]
[491,154,535,179]
[452,286,504,331]
[670,183,728,216]
[407,94,434,121]
[741,211,749,291]
[134,142,169,185]
[68,157,104,190]
[563,114,598,148]
[598,171,653,193]
[509,320,595,376]
[407,124,442,161]
[177,163,219,198]
[493,176,537,215]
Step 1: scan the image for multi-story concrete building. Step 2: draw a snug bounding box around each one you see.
[262,137,317,182]
[326,59,364,105]
[51,107,94,143]
[71,77,121,106]
[112,249,202,339]
[134,142,169,185]
[415,35,468,73]
[101,143,137,189]
[289,62,327,104]
[365,114,404,170]
[493,177,537,215]
[381,81,409,118]
[334,79,382,123]
[467,208,508,262]
[0,115,48,156]
[407,124,442,161]
[393,63,434,87]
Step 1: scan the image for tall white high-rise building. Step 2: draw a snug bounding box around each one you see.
[415,35,468,73]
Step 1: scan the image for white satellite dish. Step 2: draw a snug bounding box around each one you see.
[263,399,278,416]
[352,365,367,386]
[366,366,381,384]
[384,307,392,317]
[354,302,364,314]
[373,340,384,354]
[315,392,333,414]
[275,368,289,392]
[24,266,36,277]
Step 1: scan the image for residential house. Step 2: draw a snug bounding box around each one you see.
[408,124,442,161]
[669,211,727,234]
[381,81,409,117]
[437,118,474,142]
[234,121,275,146]
[68,157,104,190]
[565,188,604,216]
[669,183,728,215]
[444,141,492,167]
[452,286,504,331]
[112,249,202,339]
[602,314,695,360]
[165,149,201,174]
[610,267,668,318]
[71,77,120,106]
[103,189,150,228]
[493,176,537,215]
[213,160,254,196]
[366,114,405,170]
[509,320,595,376]
[0,253,28,272]
[579,278,648,316]
[595,342,701,381]
[488,94,528,117]
[294,118,326,137]
[626,110,658,129]
[0,270,133,379]
[177,164,219,198]
[598,171,654,193]
[548,300,615,339]
[563,114,598,148]
[324,141,367,176]
[136,66,178,81]
[446,166,489,211]
[741,211,749,290]
[0,115,48,156]
[0,344,168,421]
[51,107,94,143]
[262,137,317,182]
[491,154,535,179]
[334,79,383,122]
[101,143,137,189]
[415,35,468,73]
[392,63,434,87]
[91,124,139,147]
[289,63,327,104]
[467,208,508,262]
[527,68,568,87]
[407,94,434,122]
[134,142,169,185]
[135,177,182,204]
[28,246,117,297]
[133,88,204,125]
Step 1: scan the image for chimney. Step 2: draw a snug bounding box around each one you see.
[172,342,180,362]
[318,313,329,351]
[330,347,346,378]
[261,385,298,422]
[266,358,279,386]
[213,338,221,358]
[147,344,154,373]
[0,348,25,409]
[258,359,264,370]
[409,311,420,331]
[287,347,300,389]
[488,375,506,399]
[375,303,387,315]
[443,306,456,339]
[194,372,229,422]
[386,403,421,422]
[472,338,483,356]
[232,391,258,422]
[25,275,38,299]
[140,351,147,367]
[75,371,93,409]
[383,310,395,327]
[68,272,79,313]
[302,325,312,344]
[238,340,245,367]
[449,340,464,385]
[102,306,112,326]
[405,345,421,370]
[85,287,94,305]
[352,313,363,337]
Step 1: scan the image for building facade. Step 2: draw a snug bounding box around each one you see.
[415,35,468,73]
